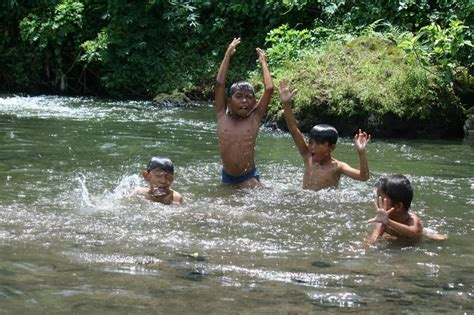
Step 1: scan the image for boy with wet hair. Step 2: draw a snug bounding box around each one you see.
[367,174,447,243]
[134,156,183,205]
[228,81,255,101]
[215,37,274,188]
[277,79,370,191]
[310,124,338,145]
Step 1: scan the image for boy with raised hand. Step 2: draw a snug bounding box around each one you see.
[215,37,274,188]
[278,79,370,191]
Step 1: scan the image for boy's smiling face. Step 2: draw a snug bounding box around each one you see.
[144,168,174,196]
[228,89,256,118]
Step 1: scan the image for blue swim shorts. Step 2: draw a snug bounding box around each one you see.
[222,168,260,184]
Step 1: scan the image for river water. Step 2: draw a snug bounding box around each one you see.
[1,96,472,313]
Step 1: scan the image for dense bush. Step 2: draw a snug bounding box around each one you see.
[1,0,288,96]
[252,23,466,137]
[2,0,471,98]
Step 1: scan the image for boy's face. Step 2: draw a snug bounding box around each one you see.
[228,89,256,118]
[308,139,335,161]
[144,168,174,195]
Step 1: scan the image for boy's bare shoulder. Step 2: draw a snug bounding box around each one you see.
[408,212,423,228]
[331,158,347,171]
[333,157,347,166]
[409,212,421,220]
[173,190,183,203]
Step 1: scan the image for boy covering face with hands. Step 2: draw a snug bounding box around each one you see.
[367,175,423,243]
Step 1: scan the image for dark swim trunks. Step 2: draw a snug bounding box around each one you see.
[222,168,260,184]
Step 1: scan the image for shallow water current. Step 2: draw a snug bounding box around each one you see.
[1,96,473,313]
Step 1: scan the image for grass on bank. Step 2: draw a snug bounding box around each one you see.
[250,30,461,133]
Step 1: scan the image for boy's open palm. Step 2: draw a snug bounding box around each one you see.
[354,129,370,151]
[278,80,298,104]
[226,38,241,56]
[256,47,267,63]
[368,196,394,225]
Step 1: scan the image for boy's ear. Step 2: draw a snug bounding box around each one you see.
[329,144,336,152]
[394,201,405,211]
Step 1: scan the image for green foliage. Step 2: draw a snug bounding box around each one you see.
[333,0,472,32]
[78,0,283,96]
[264,24,313,71]
[80,29,108,64]
[397,20,473,84]
[419,21,473,78]
[1,1,62,91]
[1,0,472,103]
[19,1,84,60]
[97,1,204,96]
[16,0,85,90]
[263,29,459,127]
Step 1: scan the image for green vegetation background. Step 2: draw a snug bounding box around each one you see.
[1,0,472,137]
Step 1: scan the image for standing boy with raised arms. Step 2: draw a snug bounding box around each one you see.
[215,38,274,188]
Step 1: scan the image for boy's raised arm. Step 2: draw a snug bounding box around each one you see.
[215,38,240,117]
[340,130,370,181]
[354,130,370,180]
[255,48,274,118]
[278,80,308,157]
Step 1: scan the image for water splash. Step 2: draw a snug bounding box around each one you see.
[77,174,94,210]
[76,173,141,213]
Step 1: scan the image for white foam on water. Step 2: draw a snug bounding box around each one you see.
[75,173,141,214]
[0,95,160,123]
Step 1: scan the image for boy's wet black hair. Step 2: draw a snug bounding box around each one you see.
[309,124,338,145]
[147,156,174,174]
[376,175,413,210]
[227,80,255,97]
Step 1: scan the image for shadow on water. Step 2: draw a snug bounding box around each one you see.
[0,96,473,313]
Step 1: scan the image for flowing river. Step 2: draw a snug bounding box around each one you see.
[1,96,472,313]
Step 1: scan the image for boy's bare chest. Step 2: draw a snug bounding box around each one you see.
[303,161,340,186]
[217,116,259,139]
